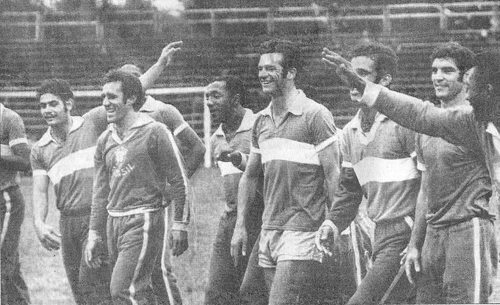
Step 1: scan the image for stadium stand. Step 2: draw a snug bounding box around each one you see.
[1,2,500,138]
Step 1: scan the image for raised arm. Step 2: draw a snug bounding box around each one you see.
[322,47,480,150]
[140,41,183,89]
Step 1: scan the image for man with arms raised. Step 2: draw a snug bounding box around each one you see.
[231,39,340,304]
[316,42,419,304]
[31,42,183,304]
[322,44,499,304]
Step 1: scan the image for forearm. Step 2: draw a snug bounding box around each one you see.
[235,173,258,229]
[326,167,363,232]
[409,177,429,250]
[184,142,205,178]
[140,62,165,90]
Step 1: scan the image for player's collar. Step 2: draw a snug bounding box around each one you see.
[486,122,500,140]
[351,110,387,130]
[108,113,154,144]
[214,108,255,137]
[38,116,84,147]
[260,89,306,117]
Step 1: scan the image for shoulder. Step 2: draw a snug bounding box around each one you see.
[2,106,24,125]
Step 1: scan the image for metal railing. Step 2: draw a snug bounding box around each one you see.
[1,2,499,40]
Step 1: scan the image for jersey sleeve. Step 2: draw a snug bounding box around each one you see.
[4,110,28,148]
[153,124,189,230]
[369,84,481,152]
[90,134,111,235]
[84,106,108,136]
[415,133,426,172]
[311,106,339,153]
[163,104,189,136]
[30,145,48,177]
[326,129,364,232]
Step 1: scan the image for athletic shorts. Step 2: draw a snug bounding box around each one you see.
[258,229,323,268]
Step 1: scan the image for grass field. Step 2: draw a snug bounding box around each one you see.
[15,167,500,304]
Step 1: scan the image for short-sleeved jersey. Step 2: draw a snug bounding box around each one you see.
[252,90,338,232]
[416,105,493,228]
[139,96,190,137]
[211,108,259,213]
[335,111,419,227]
[90,114,189,233]
[30,107,108,215]
[0,104,29,190]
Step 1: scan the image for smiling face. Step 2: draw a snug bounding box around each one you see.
[101,81,134,124]
[205,81,233,125]
[258,53,287,97]
[350,56,378,101]
[39,93,71,127]
[432,57,465,103]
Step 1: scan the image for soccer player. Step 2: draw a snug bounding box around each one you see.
[322,46,500,304]
[231,39,341,305]
[0,103,31,305]
[119,63,205,305]
[204,76,266,304]
[316,42,419,304]
[30,79,112,304]
[85,70,189,304]
[405,42,496,303]
[31,42,183,304]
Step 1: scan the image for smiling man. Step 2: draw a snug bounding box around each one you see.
[404,42,496,304]
[316,42,419,305]
[322,44,500,304]
[204,76,266,305]
[230,39,341,305]
[85,70,189,304]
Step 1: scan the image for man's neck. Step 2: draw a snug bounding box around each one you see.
[116,111,140,139]
[50,116,72,144]
[222,106,246,134]
[359,106,377,132]
[271,86,298,119]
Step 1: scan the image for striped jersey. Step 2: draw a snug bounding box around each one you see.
[30,107,108,215]
[252,90,338,232]
[416,105,493,228]
[0,104,29,190]
[90,114,189,233]
[211,108,259,213]
[328,110,420,232]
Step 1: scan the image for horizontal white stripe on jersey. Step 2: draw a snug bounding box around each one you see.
[217,161,243,176]
[342,161,353,168]
[260,138,320,165]
[48,146,96,185]
[9,138,28,147]
[173,122,189,136]
[0,144,12,156]
[108,207,160,217]
[315,135,338,153]
[417,161,426,171]
[353,156,419,186]
[32,170,48,176]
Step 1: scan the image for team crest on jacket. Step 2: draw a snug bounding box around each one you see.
[112,146,133,177]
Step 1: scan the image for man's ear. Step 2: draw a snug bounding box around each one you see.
[378,74,392,87]
[125,96,137,107]
[65,99,74,112]
[287,68,297,80]
[231,94,241,107]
